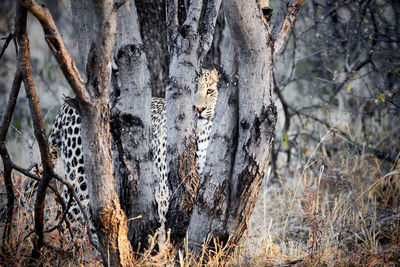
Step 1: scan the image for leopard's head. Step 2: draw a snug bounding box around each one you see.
[195,69,219,121]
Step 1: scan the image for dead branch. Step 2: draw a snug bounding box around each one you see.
[19,0,88,103]
[0,33,14,61]
[272,0,305,55]
[0,16,24,255]
[14,3,57,260]
[11,162,98,250]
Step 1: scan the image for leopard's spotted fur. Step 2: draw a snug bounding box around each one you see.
[49,69,219,244]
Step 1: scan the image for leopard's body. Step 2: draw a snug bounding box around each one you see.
[49,69,219,244]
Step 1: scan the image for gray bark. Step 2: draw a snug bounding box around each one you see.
[111,0,157,251]
[22,0,303,263]
[70,0,95,71]
[164,0,222,244]
[72,0,135,265]
[135,0,169,97]
[186,0,303,252]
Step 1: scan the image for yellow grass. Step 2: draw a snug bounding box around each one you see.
[1,128,399,266]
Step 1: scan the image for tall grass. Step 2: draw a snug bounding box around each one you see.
[1,128,399,266]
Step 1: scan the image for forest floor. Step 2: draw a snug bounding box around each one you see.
[0,129,399,266]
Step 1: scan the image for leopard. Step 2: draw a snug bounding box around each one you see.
[48,68,219,246]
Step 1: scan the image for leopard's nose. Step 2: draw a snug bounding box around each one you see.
[197,107,205,114]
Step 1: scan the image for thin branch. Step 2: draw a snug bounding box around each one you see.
[19,0,88,103]
[0,33,14,61]
[50,170,99,252]
[0,144,14,251]
[0,15,24,256]
[15,2,56,260]
[0,71,23,143]
[272,0,305,56]
[12,163,99,251]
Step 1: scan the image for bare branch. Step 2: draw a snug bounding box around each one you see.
[0,33,14,61]
[0,69,23,250]
[50,170,100,252]
[0,71,22,143]
[19,0,88,103]
[11,162,99,251]
[272,0,305,55]
[14,2,57,260]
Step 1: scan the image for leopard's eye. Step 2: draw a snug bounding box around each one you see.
[207,89,213,95]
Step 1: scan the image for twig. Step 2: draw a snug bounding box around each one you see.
[283,126,335,235]
[0,33,14,61]
[342,169,400,217]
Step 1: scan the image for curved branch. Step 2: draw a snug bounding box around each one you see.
[19,0,88,103]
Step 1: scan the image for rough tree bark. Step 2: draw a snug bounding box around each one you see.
[76,0,135,264]
[135,0,169,97]
[164,0,222,244]
[20,0,136,265]
[9,0,304,264]
[186,0,304,253]
[111,0,157,251]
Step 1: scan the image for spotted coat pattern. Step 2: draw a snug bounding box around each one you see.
[49,69,219,244]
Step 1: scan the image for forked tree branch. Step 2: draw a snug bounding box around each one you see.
[11,163,97,250]
[19,0,88,103]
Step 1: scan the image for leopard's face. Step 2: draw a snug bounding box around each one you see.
[195,69,219,121]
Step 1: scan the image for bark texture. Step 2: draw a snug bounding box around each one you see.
[135,0,169,97]
[111,0,157,251]
[8,0,304,264]
[186,0,303,253]
[77,1,135,265]
[15,3,56,260]
[164,0,222,244]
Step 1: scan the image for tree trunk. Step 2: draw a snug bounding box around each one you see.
[135,0,169,97]
[72,0,135,265]
[164,0,222,244]
[14,0,303,264]
[111,0,157,251]
[186,0,303,253]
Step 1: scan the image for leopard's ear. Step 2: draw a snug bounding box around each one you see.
[211,69,219,81]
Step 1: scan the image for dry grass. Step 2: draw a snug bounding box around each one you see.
[1,128,399,266]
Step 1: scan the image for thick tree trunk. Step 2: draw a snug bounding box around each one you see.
[111,0,157,251]
[164,0,222,245]
[73,1,135,265]
[135,0,169,97]
[187,0,303,253]
[16,0,303,264]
